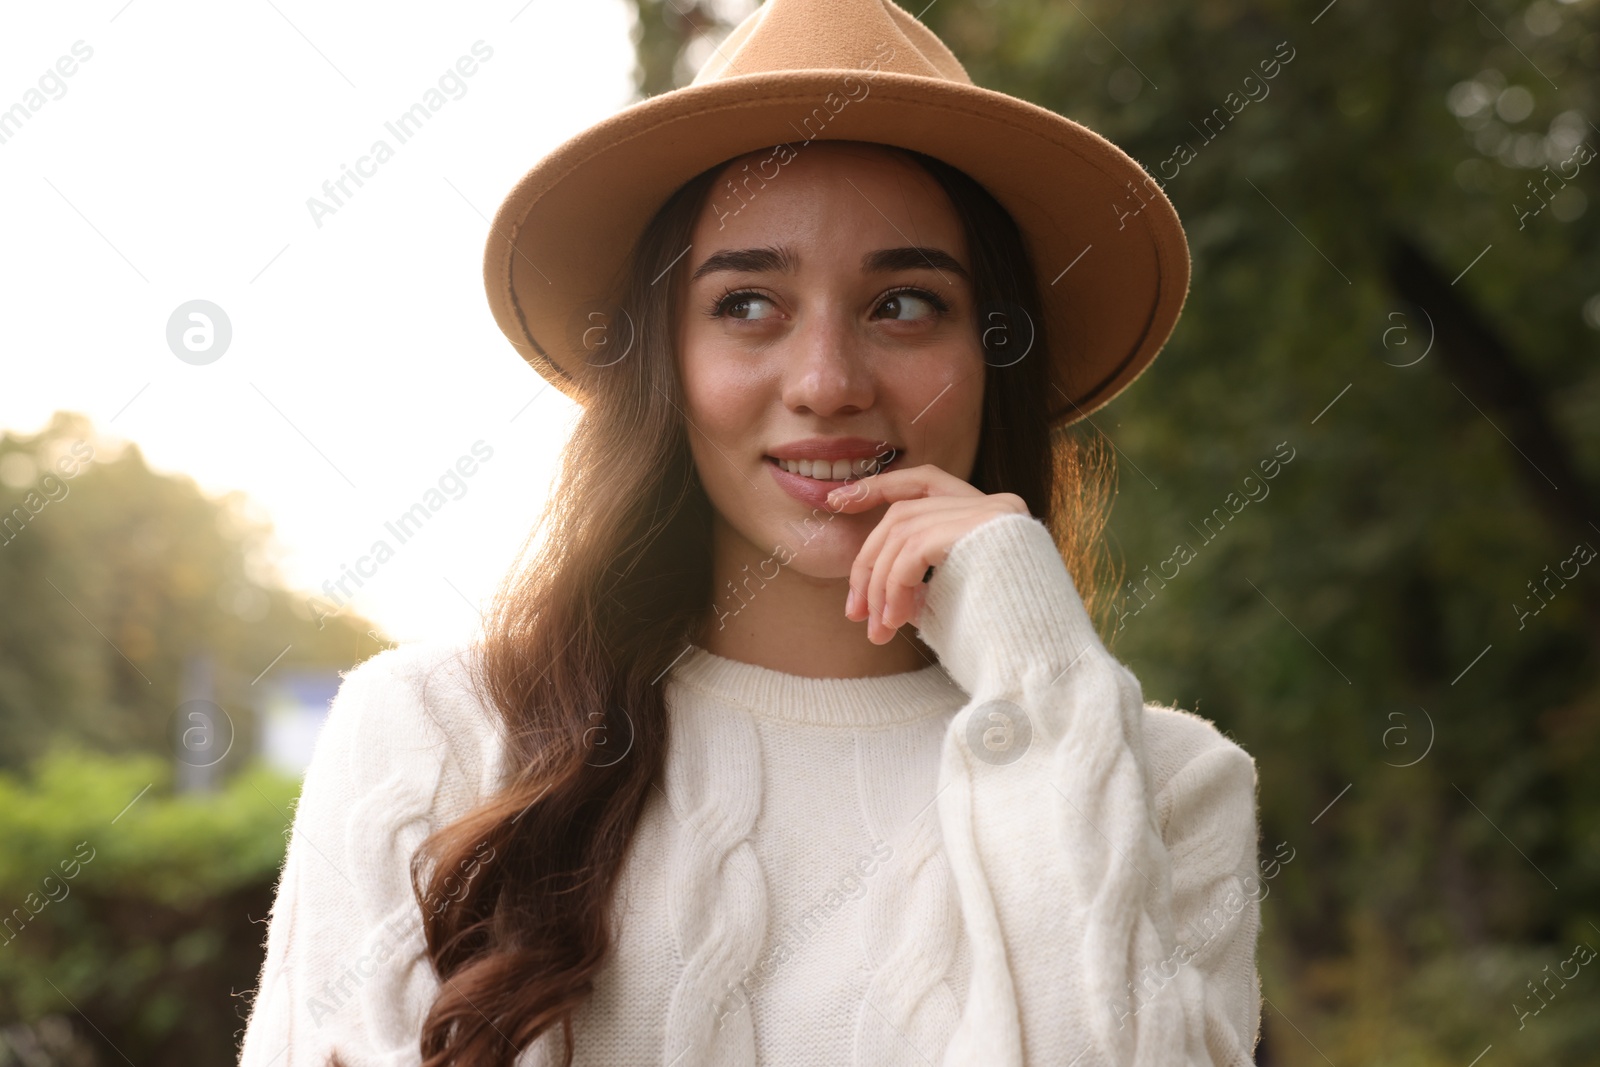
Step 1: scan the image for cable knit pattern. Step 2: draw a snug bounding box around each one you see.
[853,725,963,1065]
[237,514,1260,1067]
[916,512,1259,1066]
[658,695,768,1065]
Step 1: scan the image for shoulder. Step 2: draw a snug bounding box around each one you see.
[334,636,481,692]
[312,639,507,825]
[1138,701,1258,846]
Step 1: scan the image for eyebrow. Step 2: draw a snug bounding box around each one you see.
[688,244,970,282]
[690,245,798,280]
[862,246,969,282]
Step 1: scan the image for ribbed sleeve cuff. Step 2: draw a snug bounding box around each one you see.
[914,512,1107,701]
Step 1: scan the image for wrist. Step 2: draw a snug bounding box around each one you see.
[915,512,1106,699]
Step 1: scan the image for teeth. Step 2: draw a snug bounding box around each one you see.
[774,452,896,481]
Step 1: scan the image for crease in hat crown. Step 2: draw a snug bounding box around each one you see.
[481,0,1193,429]
[689,0,973,85]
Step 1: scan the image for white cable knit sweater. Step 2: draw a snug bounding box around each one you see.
[237,513,1262,1066]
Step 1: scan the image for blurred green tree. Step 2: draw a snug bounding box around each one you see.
[0,411,382,774]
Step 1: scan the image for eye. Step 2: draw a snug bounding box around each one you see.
[874,287,949,321]
[711,290,779,320]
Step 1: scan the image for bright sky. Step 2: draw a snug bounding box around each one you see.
[1,0,639,642]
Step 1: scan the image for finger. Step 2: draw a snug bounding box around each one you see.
[848,498,949,623]
[862,511,905,640]
[830,464,971,514]
[870,534,913,639]
[876,513,964,633]
[847,497,902,621]
[867,511,950,640]
[867,502,1012,632]
[882,528,944,633]
[824,475,875,516]
[826,463,979,513]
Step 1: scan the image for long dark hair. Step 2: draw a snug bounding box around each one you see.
[348,141,1116,1067]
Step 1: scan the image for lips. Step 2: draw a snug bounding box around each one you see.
[763,442,901,510]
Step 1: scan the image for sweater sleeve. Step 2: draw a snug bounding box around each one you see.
[236,643,498,1067]
[914,513,1260,1067]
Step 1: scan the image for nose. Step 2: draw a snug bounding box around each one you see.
[779,306,874,417]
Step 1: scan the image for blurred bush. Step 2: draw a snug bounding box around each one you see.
[0,747,298,1065]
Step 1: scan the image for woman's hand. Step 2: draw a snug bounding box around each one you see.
[826,464,1029,644]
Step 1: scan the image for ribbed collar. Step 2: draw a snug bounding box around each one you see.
[668,644,965,728]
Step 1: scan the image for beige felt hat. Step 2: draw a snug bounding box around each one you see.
[481,0,1190,428]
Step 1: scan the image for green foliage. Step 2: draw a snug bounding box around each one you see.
[0,748,299,1063]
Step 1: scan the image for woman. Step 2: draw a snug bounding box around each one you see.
[238,2,1262,1065]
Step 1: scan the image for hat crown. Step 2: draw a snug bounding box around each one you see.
[690,0,972,87]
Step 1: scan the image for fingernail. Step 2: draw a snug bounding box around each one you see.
[846,587,860,617]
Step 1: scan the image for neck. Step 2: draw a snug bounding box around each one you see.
[695,513,934,679]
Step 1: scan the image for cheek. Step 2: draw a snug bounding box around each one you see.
[678,340,762,482]
[888,347,985,464]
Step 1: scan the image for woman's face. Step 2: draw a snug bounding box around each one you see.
[674,142,986,581]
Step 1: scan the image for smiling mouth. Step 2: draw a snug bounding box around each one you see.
[764,448,899,482]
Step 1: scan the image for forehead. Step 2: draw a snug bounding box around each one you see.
[687,142,965,263]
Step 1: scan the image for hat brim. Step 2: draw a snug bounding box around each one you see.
[483,71,1189,428]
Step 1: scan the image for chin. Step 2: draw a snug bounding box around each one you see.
[769,520,867,579]
[784,548,857,582]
